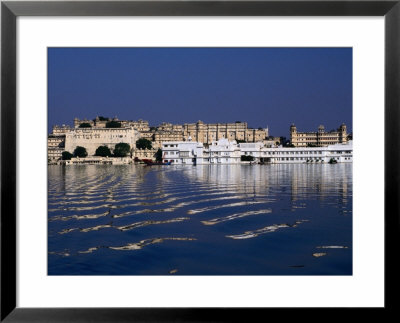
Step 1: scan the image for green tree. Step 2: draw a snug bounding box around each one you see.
[73,146,88,158]
[106,120,121,128]
[155,148,163,162]
[79,123,92,128]
[114,143,131,157]
[136,138,152,150]
[95,146,112,157]
[62,151,73,160]
[98,116,109,121]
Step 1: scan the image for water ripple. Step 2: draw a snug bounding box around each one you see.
[226,220,309,240]
[187,200,269,215]
[58,217,190,234]
[78,237,197,253]
[201,209,272,225]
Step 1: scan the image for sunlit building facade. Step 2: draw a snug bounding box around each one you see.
[290,123,348,147]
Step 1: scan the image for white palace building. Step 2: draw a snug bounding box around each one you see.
[162,138,353,165]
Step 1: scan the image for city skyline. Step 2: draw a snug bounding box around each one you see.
[48,47,352,137]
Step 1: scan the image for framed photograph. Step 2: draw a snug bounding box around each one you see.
[1,0,399,321]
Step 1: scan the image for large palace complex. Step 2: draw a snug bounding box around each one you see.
[48,117,270,162]
[48,116,352,164]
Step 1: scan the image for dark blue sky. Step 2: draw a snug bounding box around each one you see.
[48,47,352,137]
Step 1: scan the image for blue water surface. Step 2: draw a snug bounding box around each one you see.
[48,164,352,275]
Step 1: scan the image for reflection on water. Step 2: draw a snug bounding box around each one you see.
[48,164,352,275]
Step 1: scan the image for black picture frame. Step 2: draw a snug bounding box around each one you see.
[1,0,399,321]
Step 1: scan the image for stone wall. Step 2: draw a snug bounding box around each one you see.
[65,127,139,156]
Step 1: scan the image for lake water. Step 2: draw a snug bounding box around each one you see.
[48,164,352,275]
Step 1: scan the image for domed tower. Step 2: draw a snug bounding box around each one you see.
[290,124,297,146]
[318,125,325,133]
[339,123,347,143]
